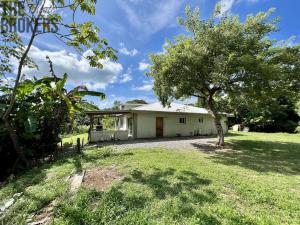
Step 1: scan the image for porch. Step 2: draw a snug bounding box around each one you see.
[86,110,135,142]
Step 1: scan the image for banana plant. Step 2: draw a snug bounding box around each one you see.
[50,73,105,126]
[1,73,105,136]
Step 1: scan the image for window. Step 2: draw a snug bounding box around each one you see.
[179,117,186,124]
[199,118,203,123]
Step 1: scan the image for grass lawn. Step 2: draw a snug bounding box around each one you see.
[0,132,299,224]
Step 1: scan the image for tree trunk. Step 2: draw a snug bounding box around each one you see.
[4,120,28,167]
[1,1,46,169]
[207,98,225,146]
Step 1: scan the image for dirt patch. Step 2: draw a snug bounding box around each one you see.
[83,165,123,192]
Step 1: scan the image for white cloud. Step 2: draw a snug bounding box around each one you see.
[138,60,150,71]
[156,41,170,55]
[119,67,133,83]
[217,0,235,15]
[16,46,123,90]
[119,43,139,56]
[119,73,132,83]
[0,77,15,88]
[132,80,153,91]
[117,0,182,36]
[217,0,260,16]
[119,47,139,56]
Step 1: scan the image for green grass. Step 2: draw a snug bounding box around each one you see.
[1,132,299,224]
[62,133,88,145]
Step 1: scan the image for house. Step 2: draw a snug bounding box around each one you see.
[86,102,229,142]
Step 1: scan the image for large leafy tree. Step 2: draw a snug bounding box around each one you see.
[0,0,116,158]
[148,5,300,145]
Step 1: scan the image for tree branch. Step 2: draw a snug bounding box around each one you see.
[2,0,47,121]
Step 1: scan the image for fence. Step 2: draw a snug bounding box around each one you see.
[33,136,89,166]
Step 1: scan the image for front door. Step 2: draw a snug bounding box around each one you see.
[156,117,164,137]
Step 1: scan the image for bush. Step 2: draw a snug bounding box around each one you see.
[295,124,300,133]
[73,125,89,134]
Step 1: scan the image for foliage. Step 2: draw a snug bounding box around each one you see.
[0,0,116,163]
[295,125,300,133]
[0,69,105,178]
[111,100,122,110]
[148,5,300,145]
[102,115,115,130]
[194,97,206,108]
[295,101,300,117]
[1,132,300,224]
[219,95,299,132]
[126,99,148,104]
[73,101,99,128]
[0,32,35,77]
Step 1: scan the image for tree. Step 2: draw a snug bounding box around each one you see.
[111,100,122,110]
[148,5,300,145]
[296,101,300,117]
[219,95,299,132]
[0,62,105,174]
[0,0,116,159]
[126,99,148,104]
[74,101,99,126]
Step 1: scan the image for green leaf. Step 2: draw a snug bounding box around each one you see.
[24,115,38,134]
[72,91,105,100]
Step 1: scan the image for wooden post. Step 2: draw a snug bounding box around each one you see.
[77,138,81,154]
[88,115,94,143]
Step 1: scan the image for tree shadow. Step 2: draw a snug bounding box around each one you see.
[224,132,245,137]
[1,147,132,197]
[53,167,220,225]
[210,140,300,174]
[80,150,133,163]
[123,167,218,221]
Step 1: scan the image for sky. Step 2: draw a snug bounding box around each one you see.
[19,0,300,109]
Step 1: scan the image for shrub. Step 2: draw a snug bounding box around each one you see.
[295,124,300,133]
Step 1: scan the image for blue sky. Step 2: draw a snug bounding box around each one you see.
[21,0,300,108]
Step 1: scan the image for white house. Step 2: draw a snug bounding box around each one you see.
[86,102,229,142]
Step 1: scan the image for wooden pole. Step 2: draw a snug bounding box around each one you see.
[77,138,81,154]
[88,115,94,143]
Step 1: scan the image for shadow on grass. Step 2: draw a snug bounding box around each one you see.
[123,167,219,221]
[224,132,245,137]
[55,167,220,224]
[125,168,212,199]
[210,140,300,174]
[1,147,132,197]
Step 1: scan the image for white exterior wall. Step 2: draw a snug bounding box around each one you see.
[135,112,227,139]
[117,114,128,130]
